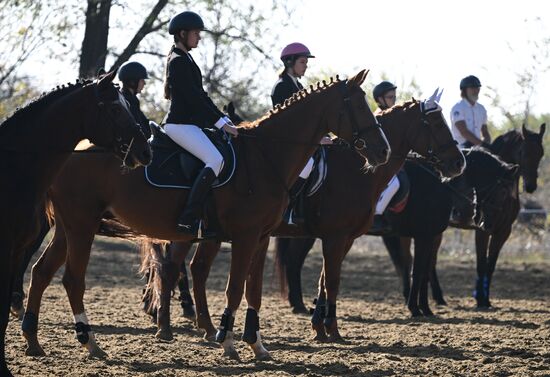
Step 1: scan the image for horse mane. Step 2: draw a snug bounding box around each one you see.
[0,79,92,132]
[467,146,510,170]
[490,129,522,154]
[377,99,419,120]
[238,76,344,130]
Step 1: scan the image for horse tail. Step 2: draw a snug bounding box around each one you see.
[44,192,55,227]
[96,217,142,240]
[274,237,289,299]
[138,239,169,316]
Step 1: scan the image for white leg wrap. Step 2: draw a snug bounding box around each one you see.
[299,157,315,179]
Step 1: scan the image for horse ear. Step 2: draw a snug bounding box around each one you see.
[227,101,235,115]
[98,69,117,88]
[540,123,546,137]
[348,69,368,87]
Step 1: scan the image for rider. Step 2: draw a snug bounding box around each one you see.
[450,75,491,148]
[449,75,490,227]
[118,61,151,139]
[370,81,399,234]
[163,11,239,236]
[271,42,316,224]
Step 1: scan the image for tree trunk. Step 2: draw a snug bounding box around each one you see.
[79,0,112,79]
[109,0,169,71]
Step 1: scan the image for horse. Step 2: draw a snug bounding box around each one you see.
[0,70,151,377]
[140,91,467,342]
[428,124,545,308]
[380,148,519,316]
[22,70,391,361]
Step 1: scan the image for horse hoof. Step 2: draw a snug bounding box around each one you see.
[88,346,108,359]
[312,333,328,342]
[155,329,174,341]
[421,309,435,317]
[222,348,241,361]
[25,345,46,357]
[327,332,344,343]
[255,350,272,361]
[291,306,309,315]
[203,331,216,342]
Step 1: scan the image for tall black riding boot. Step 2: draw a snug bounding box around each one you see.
[284,177,307,225]
[177,167,217,236]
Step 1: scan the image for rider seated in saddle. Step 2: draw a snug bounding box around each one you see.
[118,61,151,139]
[162,11,239,237]
[449,75,491,227]
[271,42,331,225]
[370,81,399,234]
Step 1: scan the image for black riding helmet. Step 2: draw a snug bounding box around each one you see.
[169,11,205,34]
[118,61,148,82]
[373,81,397,100]
[460,75,481,90]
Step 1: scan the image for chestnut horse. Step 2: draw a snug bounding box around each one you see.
[23,71,391,361]
[0,71,151,377]
[141,92,466,342]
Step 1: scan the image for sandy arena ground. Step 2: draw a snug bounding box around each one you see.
[5,235,550,376]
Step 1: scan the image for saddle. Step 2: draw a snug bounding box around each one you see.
[145,122,236,189]
[387,169,410,214]
[304,147,328,197]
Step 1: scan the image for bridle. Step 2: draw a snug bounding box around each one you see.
[335,80,384,153]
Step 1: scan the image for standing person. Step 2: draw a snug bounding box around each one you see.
[272,42,331,224]
[118,61,151,138]
[370,81,399,234]
[163,11,238,236]
[450,75,491,148]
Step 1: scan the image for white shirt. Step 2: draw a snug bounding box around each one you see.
[450,98,488,145]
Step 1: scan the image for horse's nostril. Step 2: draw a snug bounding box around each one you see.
[455,159,463,169]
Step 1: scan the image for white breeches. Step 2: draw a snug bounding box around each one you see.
[375,174,400,215]
[299,157,315,179]
[164,123,224,177]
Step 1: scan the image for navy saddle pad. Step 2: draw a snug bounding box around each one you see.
[145,122,236,189]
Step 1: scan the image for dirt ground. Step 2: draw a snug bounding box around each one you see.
[5,236,550,377]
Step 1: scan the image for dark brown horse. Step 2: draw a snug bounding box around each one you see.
[141,93,466,343]
[0,71,151,377]
[383,124,545,310]
[23,71,391,361]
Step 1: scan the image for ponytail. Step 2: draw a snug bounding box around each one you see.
[163,45,176,100]
[164,32,187,100]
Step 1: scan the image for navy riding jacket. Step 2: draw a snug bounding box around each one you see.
[271,73,303,107]
[121,87,151,139]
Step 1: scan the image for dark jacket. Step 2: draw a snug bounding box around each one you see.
[271,73,303,107]
[121,87,151,139]
[163,47,224,128]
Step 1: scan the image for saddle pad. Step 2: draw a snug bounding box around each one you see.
[145,122,236,189]
[388,169,410,213]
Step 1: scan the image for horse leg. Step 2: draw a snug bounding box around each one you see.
[408,236,430,317]
[311,269,328,342]
[154,242,182,342]
[215,236,258,361]
[62,226,107,358]
[22,227,67,356]
[286,238,315,314]
[190,241,220,341]
[0,239,15,376]
[322,236,354,342]
[383,235,412,302]
[485,225,512,308]
[178,242,197,321]
[418,235,441,317]
[243,237,271,360]
[474,230,490,308]
[429,233,447,306]
[12,218,50,320]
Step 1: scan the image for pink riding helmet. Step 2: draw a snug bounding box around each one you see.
[280,42,315,61]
